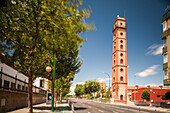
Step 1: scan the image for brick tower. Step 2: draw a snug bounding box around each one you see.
[112,15,127,103]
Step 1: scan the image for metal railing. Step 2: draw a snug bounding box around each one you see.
[0,71,47,95]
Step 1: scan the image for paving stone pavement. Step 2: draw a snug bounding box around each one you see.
[7,100,72,113]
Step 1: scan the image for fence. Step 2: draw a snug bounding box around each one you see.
[0,70,47,95]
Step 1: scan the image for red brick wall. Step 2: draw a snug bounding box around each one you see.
[131,88,170,103]
[0,89,46,112]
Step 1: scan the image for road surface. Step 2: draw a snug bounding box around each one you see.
[70,99,166,113]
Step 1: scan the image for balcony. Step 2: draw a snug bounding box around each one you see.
[162,28,170,39]
[112,24,127,32]
[162,11,170,23]
[163,79,170,86]
[162,46,167,54]
[163,62,168,70]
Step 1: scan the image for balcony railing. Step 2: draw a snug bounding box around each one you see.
[162,46,167,54]
[0,71,47,95]
[162,28,170,39]
[112,24,127,32]
[163,62,168,70]
[162,11,170,23]
[163,79,170,86]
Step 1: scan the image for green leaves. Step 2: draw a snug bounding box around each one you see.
[74,84,84,97]
[84,80,101,95]
[141,90,150,100]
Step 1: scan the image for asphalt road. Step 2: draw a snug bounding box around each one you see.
[71,99,166,113]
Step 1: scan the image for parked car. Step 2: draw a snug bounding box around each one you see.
[151,101,161,107]
[134,101,150,106]
[160,102,170,108]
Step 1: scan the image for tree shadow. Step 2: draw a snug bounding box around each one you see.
[74,107,87,111]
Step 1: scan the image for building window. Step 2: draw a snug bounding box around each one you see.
[120,53,123,57]
[120,32,123,36]
[164,38,167,47]
[120,95,123,100]
[113,77,115,81]
[4,80,9,89]
[40,79,45,88]
[120,40,123,43]
[163,21,167,32]
[26,87,28,91]
[18,84,21,90]
[120,76,123,81]
[114,60,115,65]
[164,69,168,79]
[157,95,161,97]
[114,46,116,49]
[11,82,16,90]
[120,59,123,64]
[120,45,123,49]
[120,68,123,72]
[163,54,167,63]
[22,86,25,91]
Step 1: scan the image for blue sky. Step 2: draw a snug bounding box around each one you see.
[70,0,170,94]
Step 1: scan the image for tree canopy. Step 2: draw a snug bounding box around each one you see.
[0,0,94,112]
[74,84,84,97]
[141,90,150,101]
[84,80,101,95]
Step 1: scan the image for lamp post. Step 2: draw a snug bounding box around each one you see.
[102,72,110,103]
[46,52,56,112]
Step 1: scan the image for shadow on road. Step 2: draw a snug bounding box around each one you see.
[74,107,87,111]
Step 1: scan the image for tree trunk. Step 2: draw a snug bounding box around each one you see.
[60,88,63,103]
[28,67,33,113]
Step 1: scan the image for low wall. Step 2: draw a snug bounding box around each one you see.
[0,89,46,112]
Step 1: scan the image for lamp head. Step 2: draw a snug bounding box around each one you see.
[46,66,52,72]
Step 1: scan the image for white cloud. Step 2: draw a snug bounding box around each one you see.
[145,44,163,55]
[135,65,160,77]
[68,82,84,95]
[97,77,109,82]
[145,83,157,86]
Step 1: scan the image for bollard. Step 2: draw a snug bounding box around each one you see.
[155,109,156,113]
[128,106,129,110]
[139,107,140,112]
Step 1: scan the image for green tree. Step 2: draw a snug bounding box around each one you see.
[106,88,112,98]
[55,72,75,103]
[74,84,84,97]
[165,92,170,100]
[84,80,101,96]
[101,88,105,97]
[141,90,150,101]
[161,94,166,100]
[0,0,94,112]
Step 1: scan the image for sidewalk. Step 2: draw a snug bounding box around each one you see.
[96,100,170,113]
[7,100,72,113]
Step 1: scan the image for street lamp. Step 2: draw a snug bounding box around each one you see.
[46,52,56,112]
[134,75,136,102]
[46,66,52,72]
[102,72,110,103]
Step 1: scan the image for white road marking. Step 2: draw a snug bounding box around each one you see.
[88,112,90,113]
[98,109,104,113]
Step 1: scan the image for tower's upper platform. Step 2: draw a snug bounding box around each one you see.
[112,15,127,33]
